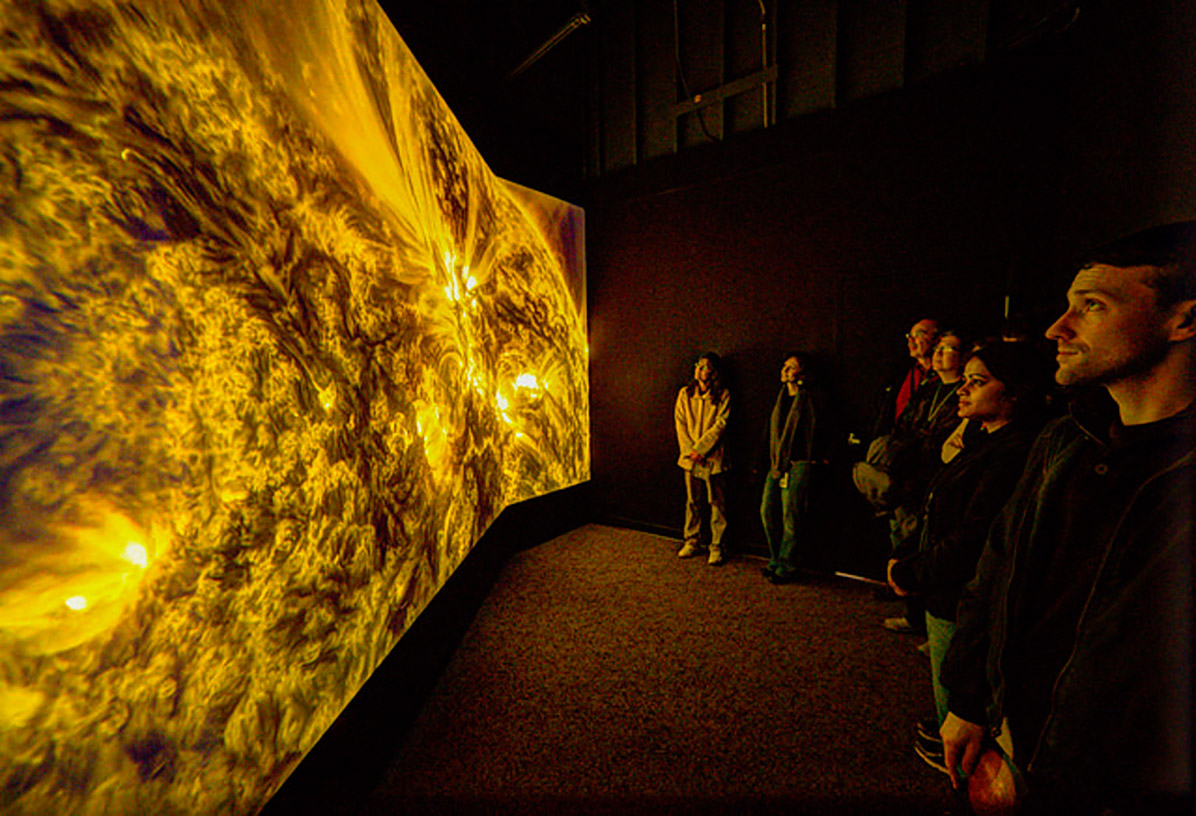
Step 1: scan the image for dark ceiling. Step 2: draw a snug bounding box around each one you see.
[377,1,1088,200]
[378,0,593,195]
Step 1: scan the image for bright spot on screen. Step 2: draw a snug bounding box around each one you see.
[0,500,161,653]
[122,542,148,569]
[514,373,539,390]
[495,390,513,425]
[319,384,336,412]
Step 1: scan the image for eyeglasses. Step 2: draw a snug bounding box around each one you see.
[905,331,932,340]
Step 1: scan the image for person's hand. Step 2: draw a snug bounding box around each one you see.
[968,747,1021,814]
[686,452,703,463]
[940,712,986,790]
[886,559,909,597]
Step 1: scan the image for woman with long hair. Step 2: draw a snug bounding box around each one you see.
[674,352,731,565]
[886,341,1049,772]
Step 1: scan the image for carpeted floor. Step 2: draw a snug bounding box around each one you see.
[360,524,964,815]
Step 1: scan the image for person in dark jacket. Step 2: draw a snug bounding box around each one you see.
[887,342,1048,771]
[889,328,969,538]
[760,353,832,583]
[869,318,941,441]
[864,329,968,635]
[939,222,1196,815]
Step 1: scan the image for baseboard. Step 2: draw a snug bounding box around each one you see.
[596,514,681,539]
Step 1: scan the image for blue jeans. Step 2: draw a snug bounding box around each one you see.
[760,461,814,576]
[925,611,957,725]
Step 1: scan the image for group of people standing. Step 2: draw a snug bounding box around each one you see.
[673,349,829,580]
[671,221,1195,814]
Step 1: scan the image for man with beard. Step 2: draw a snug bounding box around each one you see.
[940,222,1196,814]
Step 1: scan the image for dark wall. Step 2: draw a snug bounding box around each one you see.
[583,0,1196,570]
[1051,0,1196,251]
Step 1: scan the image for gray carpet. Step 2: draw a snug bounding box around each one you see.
[362,524,963,815]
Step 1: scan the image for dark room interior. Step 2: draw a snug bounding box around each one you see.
[1,0,1192,814]
[264,0,1194,812]
[384,0,1196,558]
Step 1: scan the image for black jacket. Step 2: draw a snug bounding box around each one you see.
[941,394,1195,812]
[889,419,1036,621]
[890,375,962,507]
[869,363,931,441]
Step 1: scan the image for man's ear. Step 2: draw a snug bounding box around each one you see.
[1167,298,1196,342]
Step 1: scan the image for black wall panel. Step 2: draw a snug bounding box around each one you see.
[726,0,770,134]
[677,0,725,148]
[637,0,678,160]
[776,0,838,119]
[600,0,638,173]
[1053,0,1196,255]
[836,0,907,103]
[905,0,989,82]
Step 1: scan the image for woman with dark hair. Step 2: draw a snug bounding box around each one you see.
[886,341,1048,772]
[877,329,970,633]
[760,352,833,583]
[675,352,731,565]
[893,328,970,498]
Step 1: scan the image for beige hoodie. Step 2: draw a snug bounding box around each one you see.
[674,386,730,476]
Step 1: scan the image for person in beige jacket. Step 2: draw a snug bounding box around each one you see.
[674,352,731,565]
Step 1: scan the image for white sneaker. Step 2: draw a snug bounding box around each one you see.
[707,546,724,566]
[677,540,700,558]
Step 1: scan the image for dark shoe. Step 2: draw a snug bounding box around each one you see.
[761,566,776,579]
[914,733,949,775]
[915,718,940,743]
[883,616,915,633]
[769,570,801,585]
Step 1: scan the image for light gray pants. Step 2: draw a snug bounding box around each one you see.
[683,469,726,546]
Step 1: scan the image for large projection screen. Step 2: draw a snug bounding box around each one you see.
[0,1,589,813]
